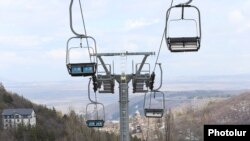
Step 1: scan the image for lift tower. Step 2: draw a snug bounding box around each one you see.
[92,52,154,141]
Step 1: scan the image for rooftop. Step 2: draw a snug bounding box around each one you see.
[2,108,34,116]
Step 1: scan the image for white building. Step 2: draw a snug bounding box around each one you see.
[2,108,36,129]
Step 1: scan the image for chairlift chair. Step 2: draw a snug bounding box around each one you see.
[97,64,115,93]
[132,75,150,93]
[86,103,105,128]
[132,63,151,93]
[165,4,201,52]
[144,91,165,118]
[97,75,115,93]
[66,36,97,76]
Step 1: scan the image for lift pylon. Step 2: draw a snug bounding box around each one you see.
[90,51,155,141]
[66,1,203,141]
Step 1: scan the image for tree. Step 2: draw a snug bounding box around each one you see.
[3,94,13,103]
[165,109,175,141]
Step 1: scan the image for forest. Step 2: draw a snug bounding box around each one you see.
[0,84,141,141]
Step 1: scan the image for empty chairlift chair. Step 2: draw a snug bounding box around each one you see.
[133,63,151,93]
[97,75,115,93]
[66,36,97,77]
[144,91,165,118]
[165,3,201,52]
[96,64,115,94]
[133,78,148,93]
[86,103,105,128]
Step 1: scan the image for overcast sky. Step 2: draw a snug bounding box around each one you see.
[0,0,250,83]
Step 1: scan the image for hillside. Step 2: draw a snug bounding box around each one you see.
[173,92,250,141]
[0,83,141,141]
[1,81,248,141]
[203,92,250,124]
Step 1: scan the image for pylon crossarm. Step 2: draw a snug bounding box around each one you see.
[91,51,155,57]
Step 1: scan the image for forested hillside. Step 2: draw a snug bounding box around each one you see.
[173,92,250,141]
[0,83,141,141]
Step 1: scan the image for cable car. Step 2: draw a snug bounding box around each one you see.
[165,2,201,52]
[66,36,97,77]
[86,103,105,128]
[144,91,165,118]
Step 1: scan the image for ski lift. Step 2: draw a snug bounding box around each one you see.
[165,2,201,52]
[144,91,165,118]
[86,103,105,128]
[66,36,97,77]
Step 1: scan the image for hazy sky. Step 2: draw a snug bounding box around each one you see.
[1,0,250,83]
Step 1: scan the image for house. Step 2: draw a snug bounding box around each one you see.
[2,108,36,129]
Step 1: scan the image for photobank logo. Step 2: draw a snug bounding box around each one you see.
[204,125,250,141]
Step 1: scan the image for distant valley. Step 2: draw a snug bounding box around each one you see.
[2,73,250,115]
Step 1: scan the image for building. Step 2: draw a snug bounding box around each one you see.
[130,110,144,133]
[2,108,36,129]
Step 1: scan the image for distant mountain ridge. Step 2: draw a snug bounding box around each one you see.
[2,73,250,113]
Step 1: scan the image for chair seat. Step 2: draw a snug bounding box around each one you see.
[167,37,200,52]
[67,63,96,76]
[133,89,148,93]
[99,90,114,93]
[86,120,105,128]
[144,108,164,118]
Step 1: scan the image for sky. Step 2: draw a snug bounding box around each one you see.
[0,0,250,112]
[0,0,250,82]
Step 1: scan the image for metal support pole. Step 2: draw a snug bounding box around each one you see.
[119,80,130,141]
[90,51,155,141]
